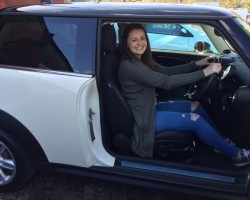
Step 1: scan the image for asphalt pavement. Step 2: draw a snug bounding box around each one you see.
[0,171,219,200]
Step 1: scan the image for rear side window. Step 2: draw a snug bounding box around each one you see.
[0,16,96,74]
[146,24,192,37]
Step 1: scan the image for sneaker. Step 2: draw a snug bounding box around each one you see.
[214,138,235,154]
[234,149,250,167]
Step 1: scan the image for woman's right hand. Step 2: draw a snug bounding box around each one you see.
[203,63,222,77]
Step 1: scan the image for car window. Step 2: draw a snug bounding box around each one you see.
[114,22,217,54]
[146,23,217,53]
[0,16,96,74]
[146,24,192,37]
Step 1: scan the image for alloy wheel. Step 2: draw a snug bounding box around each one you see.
[0,141,16,186]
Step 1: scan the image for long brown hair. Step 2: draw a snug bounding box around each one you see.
[120,23,154,69]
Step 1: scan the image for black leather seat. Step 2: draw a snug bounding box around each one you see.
[101,24,195,159]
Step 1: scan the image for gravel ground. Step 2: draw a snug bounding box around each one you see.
[0,171,218,200]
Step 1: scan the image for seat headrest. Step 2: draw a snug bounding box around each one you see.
[101,24,116,54]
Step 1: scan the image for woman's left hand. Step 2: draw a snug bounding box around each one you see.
[195,57,210,67]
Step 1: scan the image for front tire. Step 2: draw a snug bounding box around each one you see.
[0,130,35,192]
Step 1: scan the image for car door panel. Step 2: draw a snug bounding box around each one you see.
[0,68,115,168]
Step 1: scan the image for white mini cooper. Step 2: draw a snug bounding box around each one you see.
[1,2,250,200]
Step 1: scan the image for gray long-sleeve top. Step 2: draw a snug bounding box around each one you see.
[118,59,205,158]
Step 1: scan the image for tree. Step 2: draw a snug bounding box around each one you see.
[247,0,250,11]
[221,0,247,8]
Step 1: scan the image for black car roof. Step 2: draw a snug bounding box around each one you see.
[0,2,233,19]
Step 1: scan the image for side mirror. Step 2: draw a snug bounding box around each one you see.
[194,41,205,52]
[194,41,214,53]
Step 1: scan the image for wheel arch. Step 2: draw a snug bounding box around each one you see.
[0,109,48,164]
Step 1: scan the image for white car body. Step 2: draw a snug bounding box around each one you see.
[0,68,114,167]
[1,3,250,200]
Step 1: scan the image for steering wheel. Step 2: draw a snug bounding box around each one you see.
[186,56,220,101]
[186,74,218,101]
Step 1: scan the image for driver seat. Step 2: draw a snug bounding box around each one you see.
[101,24,195,159]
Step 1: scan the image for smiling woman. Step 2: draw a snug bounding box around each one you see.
[115,23,250,167]
[127,29,147,59]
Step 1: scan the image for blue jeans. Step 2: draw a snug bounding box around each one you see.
[155,101,239,160]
